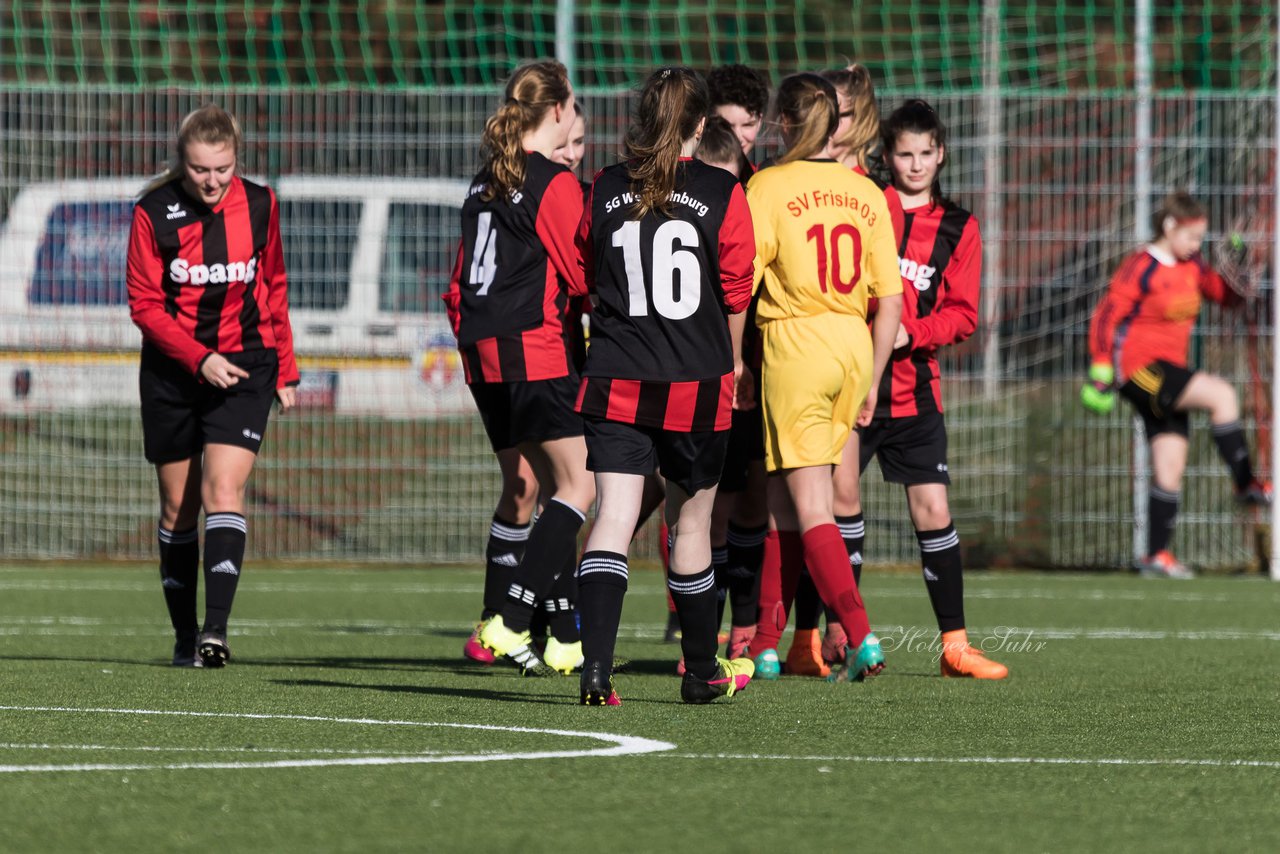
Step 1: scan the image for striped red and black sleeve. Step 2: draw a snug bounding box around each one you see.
[575,178,596,294]
[126,205,213,375]
[719,183,755,313]
[261,189,299,388]
[537,171,587,298]
[902,215,980,350]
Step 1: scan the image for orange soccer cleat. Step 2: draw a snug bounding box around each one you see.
[939,629,1009,680]
[784,628,831,678]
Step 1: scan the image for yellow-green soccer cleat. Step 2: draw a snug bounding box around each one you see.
[680,656,754,704]
[477,615,553,676]
[542,637,584,675]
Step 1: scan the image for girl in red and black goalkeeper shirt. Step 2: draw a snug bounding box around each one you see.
[1084,190,1270,579]
[573,67,756,706]
[127,104,299,669]
[444,60,596,676]
[843,99,1008,679]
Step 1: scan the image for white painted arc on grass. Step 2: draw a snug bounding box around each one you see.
[0,706,675,774]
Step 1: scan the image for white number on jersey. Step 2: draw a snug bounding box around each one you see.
[469,211,498,295]
[610,220,702,320]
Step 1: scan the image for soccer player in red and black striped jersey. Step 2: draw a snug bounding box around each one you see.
[843,99,1008,678]
[445,61,595,677]
[127,104,299,669]
[573,67,756,705]
[1085,191,1270,579]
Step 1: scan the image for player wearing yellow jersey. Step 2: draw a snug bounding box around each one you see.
[744,73,903,683]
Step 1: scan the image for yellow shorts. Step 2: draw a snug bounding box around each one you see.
[760,314,872,472]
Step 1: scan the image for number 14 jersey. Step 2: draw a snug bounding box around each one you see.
[575,159,755,432]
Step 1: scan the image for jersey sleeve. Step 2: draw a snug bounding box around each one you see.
[1088,253,1143,366]
[718,183,755,313]
[575,178,597,294]
[125,205,213,376]
[261,189,300,388]
[745,174,776,294]
[1194,253,1241,308]
[442,239,463,336]
[864,192,902,300]
[536,171,587,297]
[903,215,980,350]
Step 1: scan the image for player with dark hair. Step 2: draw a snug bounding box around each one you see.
[127,103,299,668]
[574,66,756,705]
[1084,189,1271,579]
[707,63,770,170]
[832,98,1008,678]
[444,60,594,676]
[745,73,903,684]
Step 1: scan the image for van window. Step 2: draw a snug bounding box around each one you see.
[279,199,360,310]
[29,201,133,305]
[379,202,457,313]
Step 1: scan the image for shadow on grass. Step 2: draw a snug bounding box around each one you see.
[0,653,177,669]
[271,677,574,705]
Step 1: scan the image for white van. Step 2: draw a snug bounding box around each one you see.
[0,176,475,414]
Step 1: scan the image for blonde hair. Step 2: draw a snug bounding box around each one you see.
[822,64,878,171]
[143,104,242,196]
[774,73,839,165]
[624,66,709,219]
[480,60,572,202]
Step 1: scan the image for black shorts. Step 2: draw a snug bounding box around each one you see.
[858,410,951,485]
[139,346,278,465]
[584,416,729,496]
[1119,360,1194,439]
[718,406,766,492]
[469,374,584,452]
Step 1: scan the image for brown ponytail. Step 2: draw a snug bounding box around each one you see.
[774,73,839,165]
[480,60,571,203]
[624,66,709,219]
[142,103,242,196]
[821,63,879,171]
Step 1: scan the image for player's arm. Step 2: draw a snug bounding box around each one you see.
[859,203,904,426]
[537,172,587,297]
[261,188,301,394]
[902,216,980,350]
[575,178,597,295]
[442,240,464,337]
[719,184,757,408]
[1080,257,1141,413]
[125,206,213,376]
[745,175,777,295]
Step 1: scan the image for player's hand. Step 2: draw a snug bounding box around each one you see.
[276,385,297,412]
[856,385,877,427]
[1080,361,1116,414]
[894,322,911,350]
[732,362,756,411]
[200,354,250,389]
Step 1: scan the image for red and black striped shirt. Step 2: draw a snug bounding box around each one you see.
[574,158,754,432]
[875,199,981,418]
[126,176,299,388]
[443,152,586,384]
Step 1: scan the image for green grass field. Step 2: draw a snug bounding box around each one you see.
[3,563,1280,852]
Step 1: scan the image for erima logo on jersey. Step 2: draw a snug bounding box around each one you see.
[242,428,262,441]
[900,258,936,291]
[169,257,257,286]
[165,203,187,221]
[209,560,239,576]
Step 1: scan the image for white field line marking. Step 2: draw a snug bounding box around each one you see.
[671,752,1280,770]
[0,742,473,756]
[3,619,1280,643]
[0,706,674,774]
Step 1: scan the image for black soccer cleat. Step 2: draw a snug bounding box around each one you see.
[579,660,621,706]
[172,631,201,667]
[679,657,754,705]
[197,630,232,668]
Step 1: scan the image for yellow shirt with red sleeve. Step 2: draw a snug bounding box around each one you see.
[1088,246,1238,382]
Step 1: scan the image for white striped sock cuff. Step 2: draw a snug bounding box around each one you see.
[205,513,247,533]
[837,520,865,539]
[157,526,198,545]
[667,570,716,596]
[711,547,729,565]
[1211,420,1243,436]
[1150,486,1181,503]
[579,555,630,583]
[489,519,531,543]
[725,526,767,548]
[917,528,960,554]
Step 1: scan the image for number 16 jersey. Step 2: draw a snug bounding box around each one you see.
[575,159,755,432]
